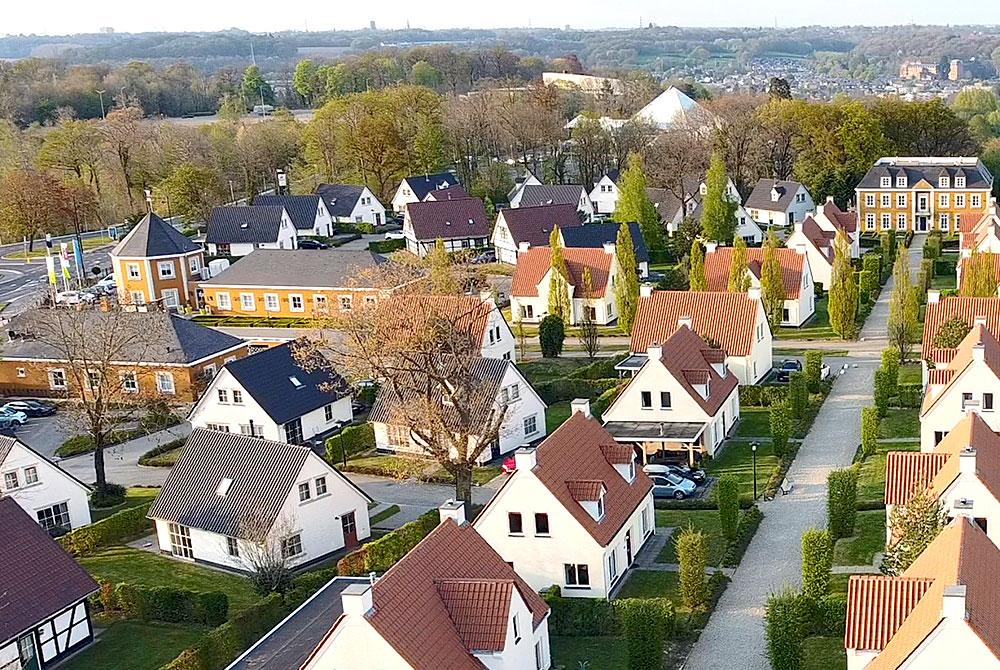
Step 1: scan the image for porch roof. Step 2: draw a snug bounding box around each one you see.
[602,420,705,442]
[614,354,648,371]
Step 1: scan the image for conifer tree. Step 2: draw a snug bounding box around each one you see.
[689,240,707,291]
[547,226,571,322]
[615,223,640,333]
[701,151,737,243]
[962,250,998,297]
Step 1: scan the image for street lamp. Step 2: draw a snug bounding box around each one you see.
[95,90,106,119]
[751,441,759,500]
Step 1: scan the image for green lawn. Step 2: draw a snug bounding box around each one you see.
[519,358,583,384]
[79,547,259,612]
[63,620,206,670]
[10,235,114,260]
[705,440,778,500]
[776,295,837,340]
[897,364,922,386]
[142,446,185,467]
[655,510,726,566]
[802,636,847,670]
[371,504,401,525]
[877,408,920,439]
[344,454,430,479]
[735,408,771,438]
[858,441,918,505]
[829,572,851,597]
[617,569,680,601]
[91,487,160,521]
[550,636,627,669]
[930,273,956,290]
[833,510,885,566]
[546,401,572,433]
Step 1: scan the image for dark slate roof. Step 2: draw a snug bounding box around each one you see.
[3,311,244,365]
[222,342,348,425]
[207,206,287,244]
[111,212,200,258]
[497,204,583,247]
[0,497,98,643]
[745,179,804,212]
[254,195,321,231]
[517,185,588,208]
[561,222,650,263]
[149,430,371,539]
[405,198,491,241]
[856,158,993,190]
[425,184,470,201]
[201,249,387,289]
[316,184,364,218]
[227,577,370,670]
[403,172,461,201]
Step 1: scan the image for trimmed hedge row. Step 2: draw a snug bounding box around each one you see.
[59,502,154,556]
[892,383,922,409]
[765,591,848,670]
[138,437,187,467]
[567,354,628,380]
[100,581,228,627]
[57,412,184,457]
[738,384,788,407]
[368,238,406,253]
[542,586,674,638]
[655,497,755,511]
[534,377,620,404]
[722,505,764,567]
[325,424,376,464]
[338,510,440,576]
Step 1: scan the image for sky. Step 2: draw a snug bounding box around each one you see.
[1,0,997,35]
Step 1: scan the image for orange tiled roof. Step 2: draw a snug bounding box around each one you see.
[819,199,858,234]
[845,576,934,651]
[567,480,606,502]
[630,290,763,357]
[920,324,1000,416]
[703,246,805,298]
[435,579,513,652]
[796,215,836,263]
[601,444,635,464]
[922,296,1000,360]
[884,452,950,505]
[511,246,613,298]
[654,325,739,415]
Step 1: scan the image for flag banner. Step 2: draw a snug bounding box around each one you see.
[58,251,71,280]
[45,256,57,285]
[72,239,84,277]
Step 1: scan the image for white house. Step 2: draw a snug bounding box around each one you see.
[703,243,815,327]
[845,518,1000,670]
[188,341,353,445]
[589,170,621,215]
[391,172,461,213]
[148,429,372,572]
[402,198,491,257]
[508,170,543,205]
[317,184,386,227]
[511,184,595,220]
[0,436,91,535]
[885,413,1000,549]
[624,287,773,385]
[0,498,99,670]
[302,503,552,670]
[786,217,838,291]
[206,206,298,257]
[370,357,546,464]
[561,222,651,278]
[601,325,740,465]
[745,179,815,228]
[475,402,655,599]
[648,175,762,244]
[491,203,582,264]
[254,194,334,237]
[423,184,470,202]
[919,324,1000,451]
[813,197,861,257]
[511,245,619,326]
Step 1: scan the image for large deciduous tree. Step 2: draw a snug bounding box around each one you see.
[0,169,72,248]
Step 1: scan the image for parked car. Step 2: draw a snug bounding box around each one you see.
[643,463,705,484]
[95,274,116,290]
[1,400,56,417]
[384,231,405,241]
[56,290,96,305]
[650,473,697,500]
[0,408,28,425]
[471,250,496,264]
[502,456,517,474]
[298,238,329,250]
[775,359,803,382]
[0,416,20,431]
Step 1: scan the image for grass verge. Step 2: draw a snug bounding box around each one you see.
[63,620,206,670]
[655,509,725,566]
[833,510,885,567]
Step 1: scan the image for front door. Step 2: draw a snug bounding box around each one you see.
[18,633,39,670]
[490,440,501,461]
[375,212,382,225]
[917,216,928,232]
[625,530,633,565]
[341,511,358,548]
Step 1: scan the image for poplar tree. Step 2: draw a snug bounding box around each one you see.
[613,153,664,251]
[701,151,737,243]
[689,240,707,291]
[547,226,571,322]
[828,231,858,339]
[887,248,918,360]
[728,235,751,292]
[761,230,787,329]
[962,250,998,297]
[615,223,640,333]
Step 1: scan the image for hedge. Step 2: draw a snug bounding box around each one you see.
[59,502,154,556]
[804,351,823,393]
[934,257,957,277]
[591,383,623,419]
[138,437,187,466]
[567,354,628,380]
[57,413,183,457]
[542,586,674,639]
[677,527,708,610]
[722,505,764,567]
[716,475,740,541]
[655,497,754,511]
[103,581,228,627]
[860,406,878,459]
[827,468,858,540]
[619,598,674,670]
[325,423,375,464]
[337,510,439,576]
[368,238,406,253]
[801,529,833,601]
[765,590,803,670]
[739,384,788,407]
[534,377,620,404]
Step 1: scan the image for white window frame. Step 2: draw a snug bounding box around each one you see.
[130,290,146,306]
[156,372,175,395]
[240,293,256,312]
[281,533,303,559]
[939,193,950,208]
[880,194,891,207]
[524,414,537,435]
[127,263,141,280]
[232,389,243,404]
[940,213,950,230]
[865,194,875,207]
[216,292,232,310]
[298,482,311,502]
[896,176,906,188]
[865,213,875,230]
[339,295,352,312]
[48,369,67,390]
[121,371,139,394]
[289,294,305,312]
[956,176,966,188]
[972,194,982,208]
[896,194,906,208]
[881,213,891,230]
[3,470,19,490]
[897,213,907,230]
[217,389,229,403]
[880,177,891,188]
[157,261,175,279]
[324,404,334,422]
[939,176,950,188]
[189,256,200,273]
[264,293,280,311]
[161,288,180,308]
[315,476,327,495]
[16,367,25,378]
[24,465,38,485]
[956,194,966,208]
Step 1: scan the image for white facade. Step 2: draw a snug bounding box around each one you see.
[0,599,94,670]
[207,210,299,258]
[481,300,518,361]
[589,174,620,215]
[372,363,547,464]
[392,177,458,213]
[333,187,386,227]
[153,451,371,572]
[188,368,354,443]
[920,353,1000,451]
[511,252,619,327]
[786,225,835,290]
[475,449,656,599]
[749,184,815,228]
[0,440,91,533]
[301,198,334,237]
[491,212,521,265]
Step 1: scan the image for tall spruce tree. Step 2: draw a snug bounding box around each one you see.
[689,240,707,291]
[613,153,664,251]
[728,235,751,292]
[547,226,572,322]
[701,151,737,243]
[828,231,858,339]
[615,223,640,333]
[761,230,787,329]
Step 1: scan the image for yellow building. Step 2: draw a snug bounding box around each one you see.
[855,158,993,234]
[110,213,205,309]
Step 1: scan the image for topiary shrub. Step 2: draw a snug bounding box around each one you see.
[827,467,858,540]
[787,372,808,418]
[765,589,804,670]
[325,423,375,465]
[677,526,708,611]
[538,314,565,358]
[617,598,673,670]
[804,351,823,393]
[860,406,878,459]
[716,475,740,541]
[801,529,833,601]
[881,347,900,397]
[770,401,792,459]
[873,367,890,418]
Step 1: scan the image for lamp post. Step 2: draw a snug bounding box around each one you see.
[95,89,106,119]
[751,441,759,500]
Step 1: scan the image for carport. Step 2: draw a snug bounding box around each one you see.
[602,420,706,466]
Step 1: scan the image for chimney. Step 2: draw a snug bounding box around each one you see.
[927,289,941,304]
[342,582,374,617]
[518,241,531,253]
[514,447,537,471]
[960,447,977,475]
[647,342,662,360]
[942,584,968,621]
[705,241,718,254]
[974,316,988,327]
[602,241,616,255]
[678,315,693,330]
[748,286,762,300]
[826,195,835,204]
[571,398,591,418]
[639,284,654,297]
[438,499,466,525]
[972,343,985,362]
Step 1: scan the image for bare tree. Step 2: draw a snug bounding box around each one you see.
[579,269,601,361]
[240,510,296,595]
[100,106,147,209]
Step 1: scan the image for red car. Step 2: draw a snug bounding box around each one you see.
[502,457,517,474]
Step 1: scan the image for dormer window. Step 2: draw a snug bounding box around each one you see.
[699,183,707,195]
[216,477,233,497]
[896,175,906,188]
[939,176,950,188]
[628,460,635,482]
[770,187,781,202]
[956,176,966,188]
[596,492,605,519]
[880,176,891,188]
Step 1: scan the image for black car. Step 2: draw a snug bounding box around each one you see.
[298,239,330,250]
[775,359,803,382]
[2,400,56,417]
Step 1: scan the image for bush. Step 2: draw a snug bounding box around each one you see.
[59,502,154,556]
[138,437,187,467]
[801,529,833,600]
[923,234,941,260]
[90,483,126,509]
[859,269,878,302]
[567,354,628,379]
[325,423,375,465]
[934,257,957,278]
[860,407,878,459]
[286,568,338,609]
[250,564,294,596]
[338,510,439,575]
[804,351,823,393]
[618,598,673,670]
[894,383,923,408]
[716,475,740,541]
[107,582,228,627]
[881,347,900,395]
[677,527,708,610]
[543,588,620,636]
[827,468,858,540]
[368,238,406,253]
[538,315,565,358]
[591,383,624,419]
[534,377,620,404]
[932,315,971,349]
[722,505,764,567]
[787,372,808,418]
[873,367,890,418]
[737,384,788,407]
[770,402,792,458]
[765,590,804,670]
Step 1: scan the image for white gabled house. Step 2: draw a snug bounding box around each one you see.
[813,198,860,256]
[511,184,595,221]
[391,172,461,213]
[206,206,298,258]
[402,198,491,257]
[475,402,655,600]
[370,357,546,464]
[745,178,815,228]
[317,184,386,227]
[601,324,740,465]
[188,341,353,445]
[510,245,619,326]
[589,170,621,215]
[491,203,582,265]
[149,429,372,572]
[302,504,552,670]
[0,436,91,535]
[254,195,334,238]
